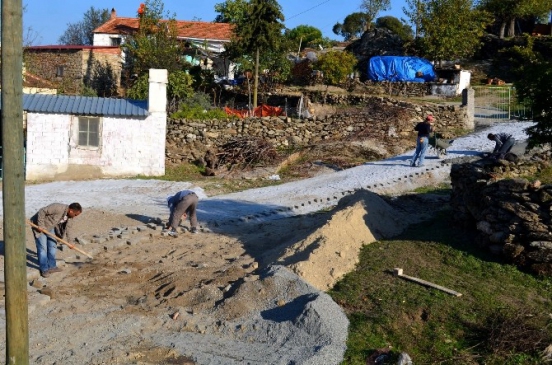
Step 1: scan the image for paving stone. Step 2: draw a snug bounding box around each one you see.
[76,237,91,245]
[126,237,146,245]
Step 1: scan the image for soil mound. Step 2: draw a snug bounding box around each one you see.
[273,190,409,290]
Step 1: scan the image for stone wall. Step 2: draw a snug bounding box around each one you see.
[450,154,552,275]
[166,96,470,164]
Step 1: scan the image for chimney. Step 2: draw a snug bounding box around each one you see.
[111,8,117,19]
[148,69,168,113]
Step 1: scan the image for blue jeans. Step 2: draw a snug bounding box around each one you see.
[411,136,429,166]
[35,229,58,272]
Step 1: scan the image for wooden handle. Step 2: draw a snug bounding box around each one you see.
[26,220,93,259]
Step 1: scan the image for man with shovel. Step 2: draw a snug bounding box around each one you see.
[30,202,82,278]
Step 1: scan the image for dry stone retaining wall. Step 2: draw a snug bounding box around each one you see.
[166,96,470,165]
[450,153,552,275]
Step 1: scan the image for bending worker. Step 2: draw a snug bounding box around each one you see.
[487,133,515,160]
[166,190,199,236]
[31,202,82,278]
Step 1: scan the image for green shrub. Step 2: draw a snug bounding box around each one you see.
[170,105,228,120]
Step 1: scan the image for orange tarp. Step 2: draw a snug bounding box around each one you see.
[224,105,284,118]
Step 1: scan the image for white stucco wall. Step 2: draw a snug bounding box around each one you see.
[25,112,166,181]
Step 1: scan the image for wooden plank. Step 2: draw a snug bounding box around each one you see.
[393,268,462,297]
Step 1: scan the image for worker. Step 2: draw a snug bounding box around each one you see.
[487,133,515,160]
[166,190,199,237]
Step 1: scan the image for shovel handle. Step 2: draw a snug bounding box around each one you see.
[26,220,93,259]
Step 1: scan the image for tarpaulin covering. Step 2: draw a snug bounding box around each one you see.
[368,56,436,82]
[224,105,284,118]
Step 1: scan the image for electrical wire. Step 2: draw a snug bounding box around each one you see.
[287,0,333,21]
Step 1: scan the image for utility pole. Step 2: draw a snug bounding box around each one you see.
[2,0,29,363]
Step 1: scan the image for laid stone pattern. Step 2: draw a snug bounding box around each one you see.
[166,96,469,165]
[450,152,552,276]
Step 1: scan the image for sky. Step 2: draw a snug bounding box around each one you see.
[23,0,408,46]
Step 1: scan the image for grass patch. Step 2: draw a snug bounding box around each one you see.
[523,165,552,184]
[329,209,552,364]
[411,183,452,195]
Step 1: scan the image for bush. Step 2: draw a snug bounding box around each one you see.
[170,92,228,120]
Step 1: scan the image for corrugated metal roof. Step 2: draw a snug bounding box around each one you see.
[10,94,149,117]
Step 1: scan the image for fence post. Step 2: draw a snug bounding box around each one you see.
[508,87,512,120]
[462,88,475,130]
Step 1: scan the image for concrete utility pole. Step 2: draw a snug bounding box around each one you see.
[2,0,30,363]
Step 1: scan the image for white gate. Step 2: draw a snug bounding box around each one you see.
[472,86,533,122]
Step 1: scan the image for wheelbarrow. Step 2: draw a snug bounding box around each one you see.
[428,133,454,158]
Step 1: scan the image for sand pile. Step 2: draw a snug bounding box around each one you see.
[274,190,409,290]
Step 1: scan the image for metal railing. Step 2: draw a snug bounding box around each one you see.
[472,85,533,122]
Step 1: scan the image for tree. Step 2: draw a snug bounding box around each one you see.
[123,0,185,85]
[477,0,552,38]
[418,0,492,65]
[214,0,249,23]
[360,0,391,31]
[86,60,118,97]
[509,41,552,147]
[376,16,413,41]
[313,51,357,86]
[402,0,424,38]
[58,7,110,45]
[286,25,323,51]
[332,12,370,40]
[226,0,285,108]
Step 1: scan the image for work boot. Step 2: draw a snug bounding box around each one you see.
[40,270,50,278]
[190,227,198,234]
[48,267,62,273]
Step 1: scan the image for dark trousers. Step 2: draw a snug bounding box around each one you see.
[497,138,515,158]
[169,193,198,230]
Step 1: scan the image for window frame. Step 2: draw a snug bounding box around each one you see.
[55,65,64,77]
[77,116,101,149]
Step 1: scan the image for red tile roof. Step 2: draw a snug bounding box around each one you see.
[94,17,234,41]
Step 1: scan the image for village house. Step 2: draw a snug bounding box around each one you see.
[24,45,122,95]
[22,69,167,181]
[93,8,235,77]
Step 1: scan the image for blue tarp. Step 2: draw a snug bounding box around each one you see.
[368,56,436,82]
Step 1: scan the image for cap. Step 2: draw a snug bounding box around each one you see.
[426,115,434,122]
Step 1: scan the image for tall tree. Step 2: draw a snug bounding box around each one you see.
[214,0,249,23]
[376,16,413,41]
[477,0,552,38]
[332,12,370,40]
[123,0,184,84]
[58,7,110,45]
[402,0,424,38]
[360,0,391,31]
[286,25,323,51]
[418,0,491,65]
[227,0,285,108]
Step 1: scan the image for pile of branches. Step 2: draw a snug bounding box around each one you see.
[216,137,279,169]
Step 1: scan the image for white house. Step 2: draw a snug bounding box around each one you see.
[24,69,168,181]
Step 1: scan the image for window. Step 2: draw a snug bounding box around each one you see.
[55,66,64,77]
[78,117,100,147]
[110,37,122,46]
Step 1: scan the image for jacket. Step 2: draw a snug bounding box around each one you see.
[31,203,74,242]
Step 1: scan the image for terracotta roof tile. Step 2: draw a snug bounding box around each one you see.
[94,17,234,41]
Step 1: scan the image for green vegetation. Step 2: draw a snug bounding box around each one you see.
[330,208,552,364]
[313,51,358,86]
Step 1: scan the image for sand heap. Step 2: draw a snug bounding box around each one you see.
[275,190,409,290]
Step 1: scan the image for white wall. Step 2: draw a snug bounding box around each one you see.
[25,112,166,180]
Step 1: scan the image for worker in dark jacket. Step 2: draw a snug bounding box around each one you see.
[487,133,515,160]
[31,202,82,278]
[166,190,199,236]
[410,115,435,167]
